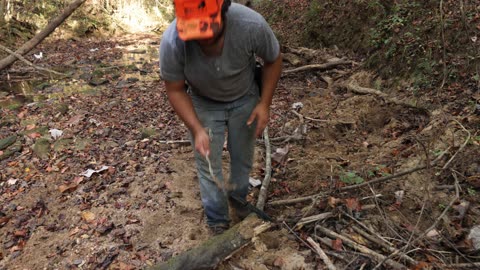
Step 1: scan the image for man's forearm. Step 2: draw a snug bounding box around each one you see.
[165,81,203,135]
[260,53,282,107]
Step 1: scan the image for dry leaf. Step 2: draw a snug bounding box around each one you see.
[0,217,10,226]
[58,183,77,193]
[345,198,361,211]
[332,238,343,251]
[14,230,27,237]
[81,211,96,222]
[411,262,430,270]
[328,196,343,208]
[28,132,42,139]
[17,110,27,119]
[26,124,36,130]
[68,227,81,236]
[66,114,84,126]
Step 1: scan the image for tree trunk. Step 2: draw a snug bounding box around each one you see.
[0,0,87,71]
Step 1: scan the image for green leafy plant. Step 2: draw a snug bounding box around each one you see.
[340,171,365,185]
[367,165,391,178]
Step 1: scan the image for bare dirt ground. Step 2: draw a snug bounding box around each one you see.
[1,32,479,270]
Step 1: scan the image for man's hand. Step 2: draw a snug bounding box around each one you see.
[247,102,270,137]
[193,128,210,157]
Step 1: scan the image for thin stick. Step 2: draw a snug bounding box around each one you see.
[315,225,407,270]
[307,237,337,270]
[205,154,228,195]
[282,60,352,74]
[267,153,446,206]
[346,82,423,109]
[340,209,391,245]
[340,165,426,191]
[341,150,446,192]
[351,225,418,266]
[442,120,473,170]
[295,212,333,228]
[158,140,190,145]
[444,263,480,268]
[268,193,324,206]
[256,128,272,211]
[0,44,65,76]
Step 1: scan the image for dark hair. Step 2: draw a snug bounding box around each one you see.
[221,0,231,17]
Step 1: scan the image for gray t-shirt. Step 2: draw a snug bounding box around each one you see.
[160,3,280,102]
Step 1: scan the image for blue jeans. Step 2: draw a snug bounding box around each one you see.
[190,89,258,227]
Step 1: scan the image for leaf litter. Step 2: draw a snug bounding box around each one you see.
[0,29,479,270]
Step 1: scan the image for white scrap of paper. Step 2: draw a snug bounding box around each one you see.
[80,166,110,178]
[249,177,262,187]
[292,102,304,110]
[7,179,19,185]
[49,129,63,140]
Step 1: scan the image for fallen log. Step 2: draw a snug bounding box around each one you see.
[0,0,87,71]
[149,215,271,270]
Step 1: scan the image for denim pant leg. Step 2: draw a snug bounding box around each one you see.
[191,96,230,227]
[227,92,258,211]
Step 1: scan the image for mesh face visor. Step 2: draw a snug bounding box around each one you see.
[174,0,224,41]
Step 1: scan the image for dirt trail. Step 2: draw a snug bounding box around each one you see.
[1,34,479,270]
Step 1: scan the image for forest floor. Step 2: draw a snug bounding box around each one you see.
[0,30,479,270]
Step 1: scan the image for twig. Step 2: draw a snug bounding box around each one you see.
[0,44,65,76]
[206,154,228,194]
[290,110,355,125]
[346,81,424,110]
[315,225,407,270]
[442,120,473,170]
[307,237,337,270]
[158,140,191,145]
[295,212,333,228]
[340,209,391,245]
[268,193,325,206]
[368,186,407,242]
[282,60,352,75]
[340,165,427,191]
[256,128,272,210]
[444,263,480,269]
[351,225,418,266]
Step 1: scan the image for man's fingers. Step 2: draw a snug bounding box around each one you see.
[247,111,257,126]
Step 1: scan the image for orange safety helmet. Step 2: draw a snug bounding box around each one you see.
[174,0,230,41]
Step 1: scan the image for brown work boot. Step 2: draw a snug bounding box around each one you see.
[229,198,251,224]
[209,224,229,236]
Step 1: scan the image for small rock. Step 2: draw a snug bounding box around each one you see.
[125,140,137,147]
[73,259,83,265]
[127,77,139,83]
[128,49,147,54]
[468,225,480,250]
[89,78,109,86]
